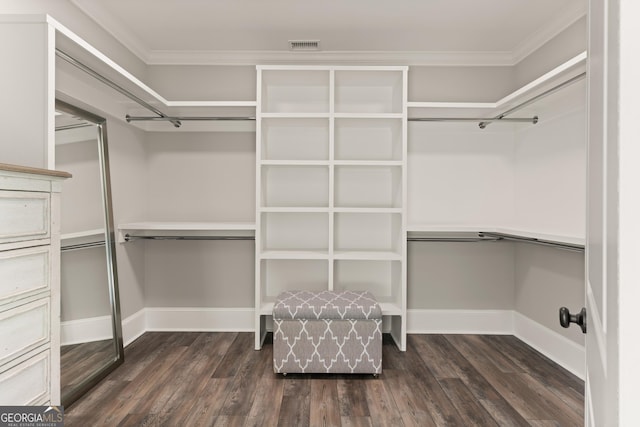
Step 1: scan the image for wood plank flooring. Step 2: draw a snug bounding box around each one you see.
[65,332,584,426]
[61,339,116,398]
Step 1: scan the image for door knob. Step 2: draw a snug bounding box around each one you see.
[559,307,587,334]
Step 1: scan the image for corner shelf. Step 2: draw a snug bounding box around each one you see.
[61,229,105,247]
[407,224,585,249]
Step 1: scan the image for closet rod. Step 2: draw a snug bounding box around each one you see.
[126,115,256,123]
[61,241,106,252]
[124,234,255,242]
[407,236,502,243]
[55,123,94,131]
[479,232,584,252]
[408,117,537,124]
[55,49,182,128]
[478,71,586,129]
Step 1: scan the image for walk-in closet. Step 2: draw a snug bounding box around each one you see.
[1,0,639,425]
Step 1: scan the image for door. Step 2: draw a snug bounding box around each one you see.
[585,0,616,425]
[586,0,640,425]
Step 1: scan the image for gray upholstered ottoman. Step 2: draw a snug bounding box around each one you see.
[272,290,382,375]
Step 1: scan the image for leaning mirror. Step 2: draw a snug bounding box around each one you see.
[55,100,123,407]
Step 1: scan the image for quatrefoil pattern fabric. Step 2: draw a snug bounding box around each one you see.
[273,290,382,374]
[272,290,382,320]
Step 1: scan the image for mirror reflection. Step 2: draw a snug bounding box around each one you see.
[55,101,123,407]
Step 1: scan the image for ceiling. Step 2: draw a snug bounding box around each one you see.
[70,0,586,65]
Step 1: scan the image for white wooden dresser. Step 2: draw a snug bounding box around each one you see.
[0,163,70,405]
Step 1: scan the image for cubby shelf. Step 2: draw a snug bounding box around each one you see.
[255,65,408,351]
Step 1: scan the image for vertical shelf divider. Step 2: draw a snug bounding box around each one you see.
[328,69,335,292]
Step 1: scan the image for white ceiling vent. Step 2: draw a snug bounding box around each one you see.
[289,40,320,51]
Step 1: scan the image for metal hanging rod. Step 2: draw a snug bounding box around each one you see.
[478,71,586,129]
[407,236,502,243]
[479,232,584,252]
[408,117,538,125]
[55,123,95,131]
[61,241,106,252]
[126,115,256,123]
[55,49,182,128]
[124,234,255,242]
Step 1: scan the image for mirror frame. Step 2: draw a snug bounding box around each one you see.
[55,99,124,407]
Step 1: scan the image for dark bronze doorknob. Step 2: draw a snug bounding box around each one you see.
[559,307,587,334]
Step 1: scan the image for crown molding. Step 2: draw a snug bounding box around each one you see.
[511,2,587,65]
[146,50,515,67]
[69,0,151,63]
[68,0,586,67]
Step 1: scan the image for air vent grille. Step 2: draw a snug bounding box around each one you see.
[289,40,320,51]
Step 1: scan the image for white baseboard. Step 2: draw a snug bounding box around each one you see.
[513,311,585,379]
[116,307,585,379]
[122,308,146,347]
[61,315,113,346]
[145,307,254,332]
[407,309,514,334]
[406,309,585,379]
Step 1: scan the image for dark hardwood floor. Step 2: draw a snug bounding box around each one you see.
[65,332,584,426]
[61,339,116,398]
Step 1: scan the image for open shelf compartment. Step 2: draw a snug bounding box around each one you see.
[333,259,403,314]
[335,165,402,208]
[261,212,329,253]
[335,118,403,161]
[335,70,404,114]
[261,165,329,208]
[334,212,403,255]
[261,117,329,161]
[259,259,329,303]
[261,69,330,113]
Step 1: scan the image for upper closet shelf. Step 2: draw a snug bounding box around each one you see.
[407,225,584,250]
[408,51,586,118]
[49,16,256,132]
[118,222,256,243]
[61,228,105,249]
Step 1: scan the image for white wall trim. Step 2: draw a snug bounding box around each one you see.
[121,308,146,347]
[61,315,113,346]
[407,309,514,334]
[512,311,585,379]
[145,307,254,332]
[145,50,515,67]
[407,309,585,379]
[117,307,584,379]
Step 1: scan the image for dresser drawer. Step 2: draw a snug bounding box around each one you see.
[0,190,50,244]
[0,349,49,405]
[0,299,50,366]
[0,246,50,305]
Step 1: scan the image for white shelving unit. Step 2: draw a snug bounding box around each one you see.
[255,65,408,350]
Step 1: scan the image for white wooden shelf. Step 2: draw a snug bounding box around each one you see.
[407,224,585,248]
[333,160,403,167]
[61,229,105,246]
[333,113,404,119]
[118,221,256,243]
[260,207,330,213]
[260,250,329,260]
[260,160,330,166]
[408,51,587,117]
[333,207,403,214]
[333,250,402,261]
[260,113,330,119]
